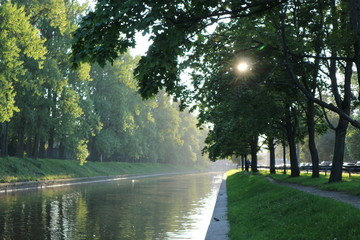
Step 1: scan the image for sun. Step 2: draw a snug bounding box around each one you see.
[237,62,249,72]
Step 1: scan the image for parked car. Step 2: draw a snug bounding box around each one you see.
[343,162,355,167]
[299,163,311,169]
[355,161,360,166]
[320,161,332,166]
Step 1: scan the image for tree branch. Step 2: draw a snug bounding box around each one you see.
[172,0,288,29]
[278,7,360,129]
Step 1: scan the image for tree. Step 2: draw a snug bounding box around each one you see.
[0,1,46,121]
[0,0,210,166]
[178,110,209,165]
[3,0,98,161]
[71,0,287,98]
[0,2,46,156]
[88,53,209,164]
[71,0,360,180]
[151,93,184,163]
[274,1,359,182]
[88,53,153,162]
[346,123,360,163]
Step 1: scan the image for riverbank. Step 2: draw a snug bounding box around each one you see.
[0,157,207,183]
[226,170,360,240]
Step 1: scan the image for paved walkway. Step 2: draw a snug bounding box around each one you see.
[205,176,229,240]
[266,177,360,210]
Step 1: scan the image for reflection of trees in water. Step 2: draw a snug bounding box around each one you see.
[0,189,81,239]
[0,174,221,240]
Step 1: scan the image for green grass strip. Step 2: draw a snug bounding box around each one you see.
[0,157,206,183]
[227,170,360,240]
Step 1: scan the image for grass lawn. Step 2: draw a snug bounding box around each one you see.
[264,171,360,196]
[226,170,360,240]
[0,157,206,183]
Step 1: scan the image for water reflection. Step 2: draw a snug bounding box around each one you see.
[0,173,223,240]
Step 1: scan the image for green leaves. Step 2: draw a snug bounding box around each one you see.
[72,0,215,97]
[88,53,207,164]
[0,2,46,122]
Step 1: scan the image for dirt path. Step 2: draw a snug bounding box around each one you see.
[266,177,360,210]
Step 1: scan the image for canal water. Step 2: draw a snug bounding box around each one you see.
[0,173,224,240]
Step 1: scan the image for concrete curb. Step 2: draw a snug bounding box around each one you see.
[205,175,229,240]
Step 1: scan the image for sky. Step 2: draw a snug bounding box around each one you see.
[130,33,152,57]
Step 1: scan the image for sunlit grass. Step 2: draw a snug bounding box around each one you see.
[226,171,360,240]
[226,169,241,178]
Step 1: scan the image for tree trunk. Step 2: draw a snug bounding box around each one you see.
[287,133,299,177]
[16,121,25,158]
[32,133,40,159]
[328,60,352,183]
[285,106,300,177]
[268,137,276,174]
[306,100,320,178]
[329,117,349,183]
[47,90,57,159]
[241,154,245,171]
[59,141,65,159]
[349,0,360,99]
[39,140,46,158]
[283,143,287,174]
[0,123,9,157]
[26,137,33,158]
[47,127,55,158]
[250,135,258,172]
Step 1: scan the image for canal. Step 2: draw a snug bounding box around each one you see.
[0,172,224,240]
